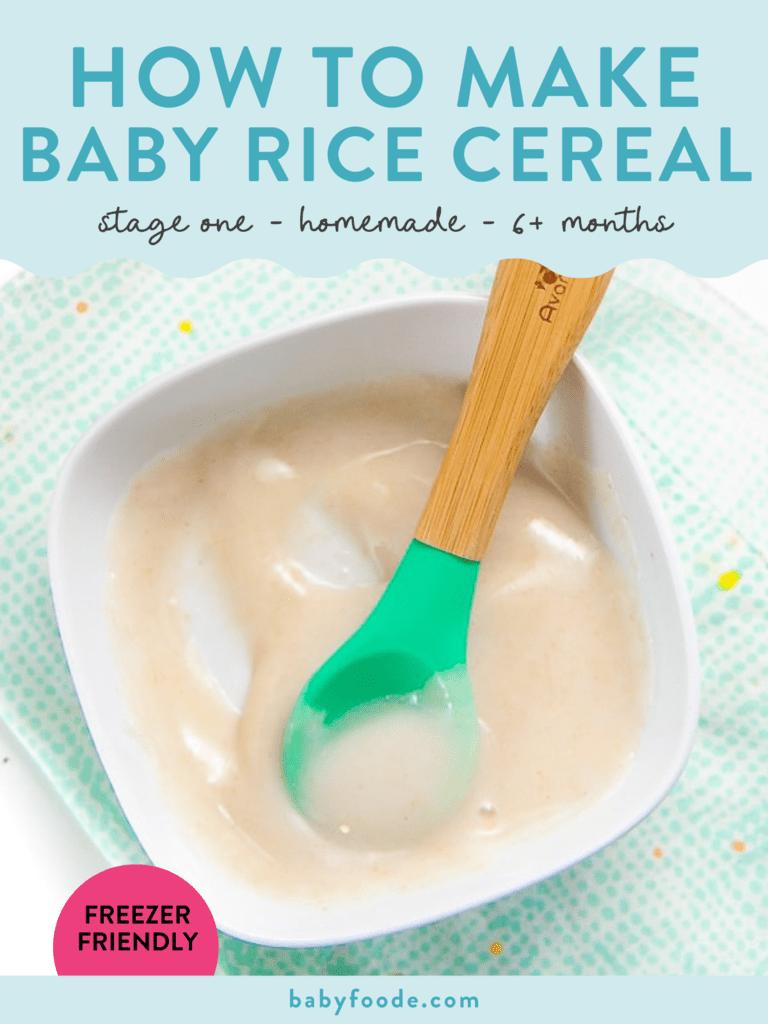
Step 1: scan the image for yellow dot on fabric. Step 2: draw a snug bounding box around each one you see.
[718,570,741,591]
[732,840,746,853]
[179,319,194,334]
[76,301,88,313]
[490,942,502,955]
[652,847,663,858]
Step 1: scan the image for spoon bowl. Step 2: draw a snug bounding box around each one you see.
[282,539,481,844]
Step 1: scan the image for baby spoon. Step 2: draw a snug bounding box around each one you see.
[282,259,614,844]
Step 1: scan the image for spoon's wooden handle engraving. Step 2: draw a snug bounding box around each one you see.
[415,259,613,562]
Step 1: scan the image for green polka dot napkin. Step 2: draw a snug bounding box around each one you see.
[1,259,765,975]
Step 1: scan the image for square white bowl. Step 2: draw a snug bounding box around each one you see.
[49,294,699,948]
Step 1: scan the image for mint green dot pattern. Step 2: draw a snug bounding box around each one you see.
[1,259,766,976]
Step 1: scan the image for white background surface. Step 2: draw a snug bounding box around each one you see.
[1,256,767,975]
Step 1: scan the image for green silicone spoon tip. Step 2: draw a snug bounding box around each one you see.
[282,539,480,802]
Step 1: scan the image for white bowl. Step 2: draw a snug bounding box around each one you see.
[49,294,699,948]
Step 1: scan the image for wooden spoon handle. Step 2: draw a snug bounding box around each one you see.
[415,259,614,561]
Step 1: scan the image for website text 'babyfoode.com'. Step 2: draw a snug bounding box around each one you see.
[290,988,479,1015]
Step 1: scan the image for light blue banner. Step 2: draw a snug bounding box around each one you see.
[0,0,764,277]
[1,976,765,1022]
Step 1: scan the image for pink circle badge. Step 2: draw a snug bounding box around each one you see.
[54,865,219,975]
